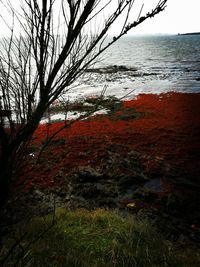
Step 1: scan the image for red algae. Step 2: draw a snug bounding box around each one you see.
[21,92,200,190]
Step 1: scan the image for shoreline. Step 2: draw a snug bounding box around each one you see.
[41,91,200,123]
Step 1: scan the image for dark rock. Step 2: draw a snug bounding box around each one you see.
[143,178,163,193]
[75,166,104,183]
[132,189,158,202]
[85,65,138,74]
[72,181,118,200]
[118,173,147,187]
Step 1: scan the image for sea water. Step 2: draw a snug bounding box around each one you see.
[66,34,200,101]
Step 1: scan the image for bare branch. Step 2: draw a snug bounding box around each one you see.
[0,0,168,208]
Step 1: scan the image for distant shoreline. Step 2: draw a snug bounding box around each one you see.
[178,32,200,36]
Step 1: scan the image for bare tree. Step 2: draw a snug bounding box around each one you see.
[0,0,167,207]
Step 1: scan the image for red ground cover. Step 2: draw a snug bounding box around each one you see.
[20,92,200,191]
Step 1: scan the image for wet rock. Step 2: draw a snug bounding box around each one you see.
[74,166,104,183]
[72,181,118,200]
[118,173,148,187]
[119,186,137,199]
[76,184,100,199]
[132,187,161,203]
[85,65,138,74]
[143,178,163,193]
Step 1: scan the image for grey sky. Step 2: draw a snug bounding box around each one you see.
[123,0,200,35]
[0,0,199,36]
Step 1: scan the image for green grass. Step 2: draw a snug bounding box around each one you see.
[1,208,199,267]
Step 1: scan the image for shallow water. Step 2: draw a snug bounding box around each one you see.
[66,34,200,101]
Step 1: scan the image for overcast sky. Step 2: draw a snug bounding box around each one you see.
[0,0,199,36]
[121,0,200,35]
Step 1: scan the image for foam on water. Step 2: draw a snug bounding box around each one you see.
[62,34,200,102]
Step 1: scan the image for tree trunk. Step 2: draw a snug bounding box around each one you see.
[0,171,10,209]
[0,153,12,209]
[0,102,47,210]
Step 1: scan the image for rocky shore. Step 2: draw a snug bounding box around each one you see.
[1,92,200,246]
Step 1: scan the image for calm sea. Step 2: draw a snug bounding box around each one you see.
[69,34,200,100]
[2,35,199,101]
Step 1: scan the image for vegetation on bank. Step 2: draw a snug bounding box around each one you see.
[45,95,141,122]
[1,93,200,266]
[1,208,200,267]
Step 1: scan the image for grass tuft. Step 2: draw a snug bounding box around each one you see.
[1,208,199,267]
